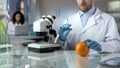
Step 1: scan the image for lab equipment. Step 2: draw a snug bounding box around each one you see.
[0,15,9,44]
[84,39,101,51]
[33,15,57,41]
[28,26,36,36]
[59,24,72,41]
[28,15,60,53]
[28,43,60,53]
[100,57,120,67]
[0,16,13,68]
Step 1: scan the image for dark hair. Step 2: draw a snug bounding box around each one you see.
[12,11,25,25]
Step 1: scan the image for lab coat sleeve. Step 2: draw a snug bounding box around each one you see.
[99,17,120,52]
[7,22,15,35]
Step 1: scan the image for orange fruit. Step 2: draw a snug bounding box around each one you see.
[75,42,90,57]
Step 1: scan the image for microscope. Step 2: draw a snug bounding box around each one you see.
[28,15,60,53]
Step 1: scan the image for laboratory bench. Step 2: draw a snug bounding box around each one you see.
[9,36,44,42]
[9,35,44,46]
[0,44,120,68]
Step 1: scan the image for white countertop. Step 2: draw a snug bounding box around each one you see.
[1,45,120,68]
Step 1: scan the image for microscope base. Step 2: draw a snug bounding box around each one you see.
[28,43,60,53]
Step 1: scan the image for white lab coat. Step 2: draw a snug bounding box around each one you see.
[61,8,120,52]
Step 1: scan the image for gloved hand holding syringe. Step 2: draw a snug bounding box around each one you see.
[58,24,72,41]
[54,22,72,43]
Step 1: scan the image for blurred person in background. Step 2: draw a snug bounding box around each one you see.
[8,11,27,35]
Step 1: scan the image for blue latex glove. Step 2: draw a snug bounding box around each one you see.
[84,39,102,51]
[59,24,72,41]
